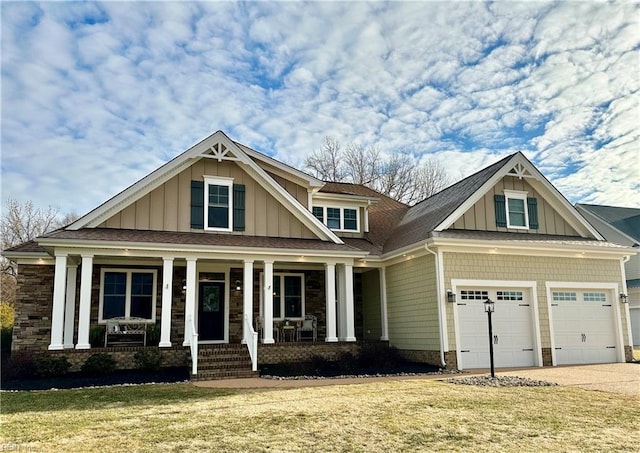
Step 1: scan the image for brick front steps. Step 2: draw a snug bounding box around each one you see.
[191,344,258,381]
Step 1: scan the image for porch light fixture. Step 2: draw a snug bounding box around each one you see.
[181,279,186,295]
[446,290,456,303]
[483,298,496,379]
[619,293,629,304]
[235,280,242,292]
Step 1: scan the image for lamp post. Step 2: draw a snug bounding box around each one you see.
[483,298,496,379]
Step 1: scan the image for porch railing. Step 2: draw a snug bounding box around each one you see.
[244,314,258,371]
[187,315,198,375]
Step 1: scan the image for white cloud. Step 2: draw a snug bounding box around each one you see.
[1,1,638,217]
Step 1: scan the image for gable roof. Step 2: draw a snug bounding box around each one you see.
[383,152,604,254]
[575,204,640,244]
[67,131,342,244]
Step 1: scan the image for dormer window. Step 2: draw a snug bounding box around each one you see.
[312,206,359,232]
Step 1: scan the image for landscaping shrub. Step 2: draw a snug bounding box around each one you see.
[134,349,163,371]
[89,326,105,348]
[81,353,116,377]
[33,356,71,378]
[0,301,15,328]
[146,324,161,346]
[5,352,35,380]
[1,327,12,353]
[358,342,402,370]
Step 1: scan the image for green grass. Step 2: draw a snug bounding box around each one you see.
[1,380,638,452]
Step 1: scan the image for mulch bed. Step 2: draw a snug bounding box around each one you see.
[1,367,190,391]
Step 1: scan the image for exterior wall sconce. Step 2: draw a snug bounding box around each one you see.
[447,290,456,303]
[235,280,242,292]
[619,293,628,304]
[181,279,186,295]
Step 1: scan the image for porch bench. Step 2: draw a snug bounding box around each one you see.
[104,317,148,347]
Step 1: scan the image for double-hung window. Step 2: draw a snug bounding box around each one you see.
[265,273,305,320]
[99,269,157,322]
[504,190,529,229]
[204,176,233,231]
[312,206,359,232]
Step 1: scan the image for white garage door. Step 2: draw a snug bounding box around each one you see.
[551,290,618,365]
[457,288,535,369]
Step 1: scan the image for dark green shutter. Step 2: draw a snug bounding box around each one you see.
[233,184,245,232]
[527,197,539,229]
[191,181,204,229]
[494,194,507,227]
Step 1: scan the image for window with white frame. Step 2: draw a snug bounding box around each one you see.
[263,273,305,320]
[312,206,359,231]
[204,176,233,231]
[99,269,157,321]
[504,190,529,229]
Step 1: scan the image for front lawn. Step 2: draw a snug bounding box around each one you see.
[1,379,638,452]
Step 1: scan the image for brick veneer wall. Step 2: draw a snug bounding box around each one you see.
[47,346,188,372]
[258,342,361,365]
[12,264,54,352]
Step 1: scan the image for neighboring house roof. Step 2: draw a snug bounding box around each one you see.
[575,204,640,244]
[628,278,640,289]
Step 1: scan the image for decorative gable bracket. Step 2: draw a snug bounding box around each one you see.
[507,163,537,180]
[201,142,240,162]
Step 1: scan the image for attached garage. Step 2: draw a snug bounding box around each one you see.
[455,285,540,370]
[550,287,621,365]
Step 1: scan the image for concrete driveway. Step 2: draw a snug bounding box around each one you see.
[499,363,640,396]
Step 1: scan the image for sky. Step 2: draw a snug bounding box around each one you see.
[1,1,639,218]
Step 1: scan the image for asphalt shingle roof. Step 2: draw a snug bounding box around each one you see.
[382,153,514,253]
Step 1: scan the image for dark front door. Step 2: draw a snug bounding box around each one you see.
[198,281,225,341]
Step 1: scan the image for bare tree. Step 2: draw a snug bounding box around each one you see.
[305,137,450,205]
[1,198,77,276]
[304,136,346,182]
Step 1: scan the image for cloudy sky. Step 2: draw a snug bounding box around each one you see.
[2,1,639,217]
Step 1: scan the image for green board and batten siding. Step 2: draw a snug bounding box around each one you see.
[385,255,440,351]
[452,176,578,235]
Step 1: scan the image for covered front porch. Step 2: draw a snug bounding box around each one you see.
[45,245,389,376]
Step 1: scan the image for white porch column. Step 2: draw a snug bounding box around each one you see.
[379,267,389,341]
[159,257,174,348]
[183,258,197,346]
[242,260,254,343]
[76,254,93,349]
[263,260,275,344]
[48,253,68,350]
[63,262,78,348]
[324,262,338,342]
[336,264,347,340]
[343,263,356,342]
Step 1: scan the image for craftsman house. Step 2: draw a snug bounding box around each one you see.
[4,131,634,379]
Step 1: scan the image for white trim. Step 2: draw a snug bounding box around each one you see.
[76,254,93,349]
[620,258,634,348]
[63,263,78,348]
[450,279,542,370]
[545,281,625,365]
[98,268,158,323]
[503,189,529,230]
[203,175,234,232]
